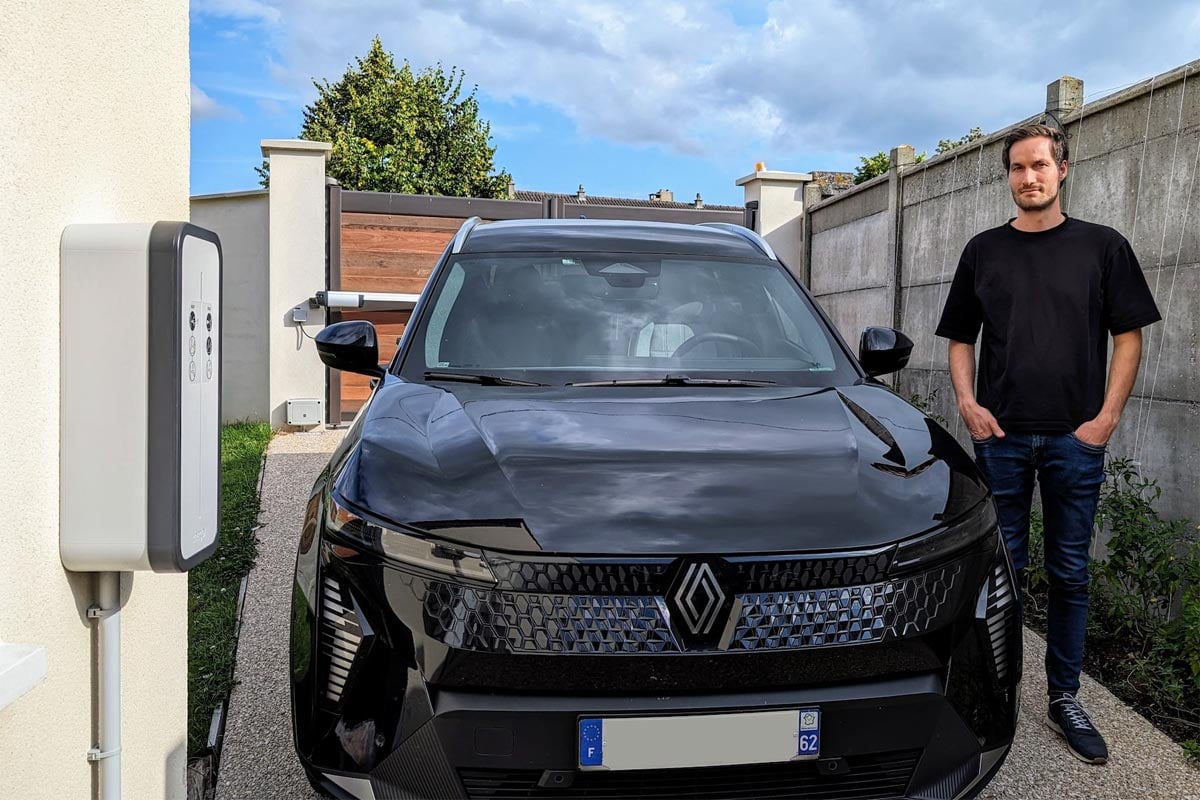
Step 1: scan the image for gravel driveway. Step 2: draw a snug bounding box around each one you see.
[216,427,1200,800]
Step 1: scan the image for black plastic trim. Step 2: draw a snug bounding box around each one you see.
[146,221,223,573]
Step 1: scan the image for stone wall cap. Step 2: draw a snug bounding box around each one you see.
[260,139,333,157]
[735,169,813,186]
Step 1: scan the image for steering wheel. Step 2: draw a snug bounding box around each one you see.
[671,332,763,358]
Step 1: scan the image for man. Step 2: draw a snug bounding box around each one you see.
[935,123,1161,765]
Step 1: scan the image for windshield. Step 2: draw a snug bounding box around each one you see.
[398,253,858,387]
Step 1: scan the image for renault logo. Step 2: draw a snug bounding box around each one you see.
[673,562,726,636]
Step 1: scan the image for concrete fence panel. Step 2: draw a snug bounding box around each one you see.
[810,210,890,296]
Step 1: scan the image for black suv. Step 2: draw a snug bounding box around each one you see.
[291,219,1020,800]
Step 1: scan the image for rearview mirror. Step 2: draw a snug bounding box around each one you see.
[859,326,913,377]
[315,320,384,377]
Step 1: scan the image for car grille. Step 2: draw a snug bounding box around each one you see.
[729,551,893,592]
[483,551,893,595]
[425,587,678,654]
[458,749,919,799]
[423,563,962,655]
[486,555,674,594]
[731,565,962,650]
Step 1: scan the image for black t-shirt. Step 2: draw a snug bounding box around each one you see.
[935,216,1161,433]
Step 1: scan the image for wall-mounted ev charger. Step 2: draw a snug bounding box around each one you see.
[60,221,224,800]
[60,221,222,573]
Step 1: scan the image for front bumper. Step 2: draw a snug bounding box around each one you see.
[291,509,1021,799]
[303,677,1012,800]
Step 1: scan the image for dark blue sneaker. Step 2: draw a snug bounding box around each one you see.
[1046,693,1108,764]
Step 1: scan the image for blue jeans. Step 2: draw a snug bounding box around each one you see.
[972,432,1107,696]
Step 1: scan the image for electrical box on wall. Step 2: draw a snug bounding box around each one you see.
[60,222,222,573]
[287,398,323,426]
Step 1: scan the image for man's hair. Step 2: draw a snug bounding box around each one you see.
[1002,124,1068,170]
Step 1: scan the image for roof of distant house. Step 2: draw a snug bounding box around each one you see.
[510,173,855,210]
[511,186,743,212]
[810,171,856,197]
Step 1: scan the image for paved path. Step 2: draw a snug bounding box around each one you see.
[217,427,1200,799]
[216,429,342,800]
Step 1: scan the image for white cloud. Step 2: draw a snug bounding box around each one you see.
[191,84,243,121]
[191,0,281,24]
[195,0,1200,167]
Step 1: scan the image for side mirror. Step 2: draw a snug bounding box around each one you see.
[315,320,384,378]
[859,326,914,377]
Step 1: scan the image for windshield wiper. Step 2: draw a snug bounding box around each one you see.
[567,375,777,387]
[424,370,548,387]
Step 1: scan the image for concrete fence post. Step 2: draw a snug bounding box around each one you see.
[1046,75,1084,116]
[888,145,917,336]
[800,183,824,287]
[261,138,333,428]
[1046,76,1084,215]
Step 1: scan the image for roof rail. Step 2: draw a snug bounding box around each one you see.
[451,216,483,254]
[696,222,777,261]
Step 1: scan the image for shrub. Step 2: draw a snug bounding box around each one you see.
[1093,458,1195,640]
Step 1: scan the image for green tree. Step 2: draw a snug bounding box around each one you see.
[257,37,511,197]
[853,151,891,184]
[936,126,984,155]
[853,126,984,185]
[853,149,926,184]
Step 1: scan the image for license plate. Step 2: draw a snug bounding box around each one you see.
[578,708,820,771]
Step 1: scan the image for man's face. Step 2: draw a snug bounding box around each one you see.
[1007,136,1068,212]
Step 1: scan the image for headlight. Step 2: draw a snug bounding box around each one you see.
[892,501,998,572]
[325,492,497,585]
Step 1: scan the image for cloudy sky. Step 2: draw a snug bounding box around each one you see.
[190,0,1200,205]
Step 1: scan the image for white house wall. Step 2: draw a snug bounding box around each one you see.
[191,192,271,423]
[0,3,190,798]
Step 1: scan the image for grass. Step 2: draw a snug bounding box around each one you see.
[188,422,273,757]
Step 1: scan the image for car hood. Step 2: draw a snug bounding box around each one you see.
[334,380,988,555]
